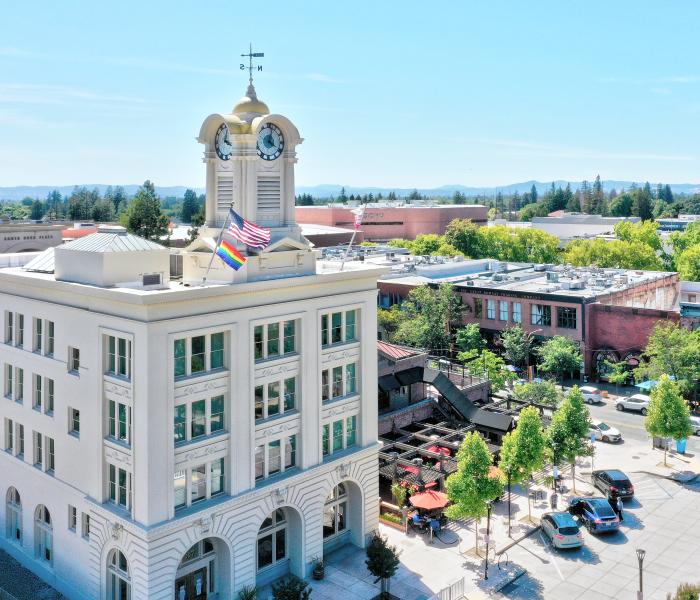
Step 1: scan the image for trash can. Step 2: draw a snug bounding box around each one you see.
[676,438,687,454]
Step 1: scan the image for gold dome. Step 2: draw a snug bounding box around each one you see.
[233,82,269,116]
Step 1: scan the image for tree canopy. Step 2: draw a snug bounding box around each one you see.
[121,180,169,242]
[536,336,583,383]
[645,375,693,465]
[563,238,663,270]
[500,324,532,368]
[461,349,515,392]
[512,380,561,407]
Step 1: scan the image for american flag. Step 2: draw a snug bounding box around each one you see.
[351,205,365,230]
[227,208,271,249]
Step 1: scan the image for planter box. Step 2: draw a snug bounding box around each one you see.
[379,517,405,532]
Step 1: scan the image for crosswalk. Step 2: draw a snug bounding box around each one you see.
[630,472,680,502]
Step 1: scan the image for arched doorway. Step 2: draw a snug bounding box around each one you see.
[255,507,303,588]
[175,537,230,600]
[34,504,52,566]
[322,480,364,555]
[107,549,131,600]
[594,350,619,380]
[5,487,21,543]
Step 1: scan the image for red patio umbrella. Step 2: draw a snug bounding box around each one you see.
[408,490,449,510]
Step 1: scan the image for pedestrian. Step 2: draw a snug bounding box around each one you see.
[550,491,558,510]
[616,496,623,522]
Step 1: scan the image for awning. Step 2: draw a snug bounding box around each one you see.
[409,490,449,510]
[396,366,424,386]
[378,374,400,392]
[469,410,514,433]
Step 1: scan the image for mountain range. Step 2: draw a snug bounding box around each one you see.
[1,180,699,202]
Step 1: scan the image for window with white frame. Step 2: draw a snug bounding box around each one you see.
[47,321,54,356]
[33,431,42,468]
[322,415,357,456]
[322,362,358,402]
[108,464,131,511]
[499,301,508,321]
[68,505,77,532]
[174,331,226,378]
[321,309,358,347]
[254,320,297,362]
[4,312,13,344]
[323,483,348,539]
[17,314,24,347]
[33,318,43,353]
[16,423,24,457]
[34,505,52,565]
[531,304,551,327]
[173,457,225,510]
[81,512,90,539]
[16,368,23,402]
[486,300,496,320]
[512,302,522,323]
[254,376,297,421]
[33,374,42,411]
[254,435,297,481]
[106,335,132,379]
[108,400,131,445]
[174,394,225,444]
[257,509,287,572]
[46,436,54,473]
[5,487,22,542]
[4,364,12,399]
[107,550,130,600]
[69,347,80,373]
[5,418,14,452]
[46,378,54,414]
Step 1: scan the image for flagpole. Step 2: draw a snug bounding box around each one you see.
[340,205,364,272]
[201,203,233,286]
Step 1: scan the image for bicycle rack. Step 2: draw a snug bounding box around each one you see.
[498,551,509,571]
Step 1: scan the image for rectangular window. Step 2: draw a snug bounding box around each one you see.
[283,377,296,411]
[118,404,128,442]
[33,318,43,352]
[557,307,577,329]
[109,465,116,502]
[285,435,296,469]
[333,420,344,452]
[474,298,483,319]
[81,513,90,539]
[267,323,279,357]
[332,366,343,398]
[210,458,224,496]
[5,364,12,399]
[255,445,265,480]
[46,321,54,356]
[34,432,43,468]
[210,332,224,370]
[210,395,224,432]
[109,401,116,438]
[16,368,23,402]
[321,370,330,402]
[255,385,264,420]
[107,336,130,378]
[190,464,207,504]
[47,437,54,472]
[345,310,357,341]
[531,304,552,327]
[174,339,186,377]
[70,408,80,436]
[191,399,206,439]
[174,470,186,508]
[486,300,496,320]
[33,374,42,410]
[16,314,24,348]
[512,302,522,323]
[109,401,130,443]
[4,312,13,344]
[267,382,280,417]
[331,312,343,344]
[69,347,80,372]
[268,440,281,476]
[46,378,54,413]
[254,325,264,361]
[322,424,330,456]
[68,505,77,532]
[118,468,128,507]
[346,363,357,395]
[321,314,329,346]
[190,335,206,374]
[174,405,186,443]
[17,424,24,456]
[283,320,295,354]
[4,418,13,452]
[499,301,508,321]
[346,416,357,448]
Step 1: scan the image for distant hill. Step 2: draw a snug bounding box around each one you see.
[1,180,699,202]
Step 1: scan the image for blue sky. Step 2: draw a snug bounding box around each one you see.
[1,1,699,189]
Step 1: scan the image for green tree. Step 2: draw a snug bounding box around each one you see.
[410,234,443,255]
[30,200,45,220]
[608,192,634,217]
[461,349,515,392]
[633,185,654,220]
[181,188,201,222]
[111,186,128,214]
[499,406,545,522]
[121,180,169,242]
[377,306,404,343]
[676,245,700,281]
[645,375,693,466]
[536,336,582,384]
[271,577,311,600]
[45,190,63,220]
[444,218,481,257]
[365,533,400,599]
[546,386,592,492]
[446,431,504,550]
[455,323,486,358]
[92,199,115,222]
[563,238,663,270]
[512,380,561,407]
[635,322,700,398]
[500,324,532,368]
[604,360,630,393]
[614,220,662,251]
[667,582,700,600]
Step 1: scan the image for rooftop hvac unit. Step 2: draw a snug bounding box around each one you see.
[465,280,475,286]
[546,271,559,282]
[534,264,547,271]
[569,280,585,290]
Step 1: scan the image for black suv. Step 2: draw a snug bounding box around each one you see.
[592,469,634,500]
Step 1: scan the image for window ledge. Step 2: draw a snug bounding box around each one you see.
[255,410,300,428]
[255,467,300,488]
[104,437,131,452]
[68,431,80,440]
[174,368,229,385]
[174,430,229,450]
[322,393,360,407]
[254,352,299,366]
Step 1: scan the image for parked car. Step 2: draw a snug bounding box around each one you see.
[589,420,622,443]
[568,497,620,533]
[592,469,634,500]
[690,416,700,436]
[579,386,603,404]
[616,393,650,415]
[541,511,584,549]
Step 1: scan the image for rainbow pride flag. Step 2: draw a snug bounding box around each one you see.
[216,239,247,271]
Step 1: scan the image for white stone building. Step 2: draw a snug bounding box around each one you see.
[0,83,384,599]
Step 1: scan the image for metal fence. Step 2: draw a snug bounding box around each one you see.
[428,576,466,600]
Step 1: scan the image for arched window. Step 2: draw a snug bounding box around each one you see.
[34,505,52,565]
[5,487,21,542]
[108,550,130,600]
[323,483,348,539]
[257,509,287,571]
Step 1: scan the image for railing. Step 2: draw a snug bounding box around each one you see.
[428,576,467,600]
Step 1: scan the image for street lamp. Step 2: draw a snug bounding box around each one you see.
[636,548,646,600]
[484,501,493,580]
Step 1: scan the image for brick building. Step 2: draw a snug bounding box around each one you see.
[295,204,488,242]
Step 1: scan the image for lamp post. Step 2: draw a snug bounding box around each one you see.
[636,548,646,600]
[484,501,493,580]
[507,470,512,538]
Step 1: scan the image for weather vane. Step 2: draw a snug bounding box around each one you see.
[240,43,264,85]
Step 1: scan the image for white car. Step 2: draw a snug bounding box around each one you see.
[616,393,650,415]
[579,386,603,405]
[690,416,700,435]
[590,420,622,443]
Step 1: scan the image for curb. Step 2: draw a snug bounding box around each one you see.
[495,525,541,555]
[492,565,527,594]
[632,469,700,484]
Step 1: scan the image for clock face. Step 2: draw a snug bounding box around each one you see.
[257,123,284,161]
[215,123,233,160]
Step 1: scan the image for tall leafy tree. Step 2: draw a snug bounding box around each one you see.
[512,380,561,407]
[563,238,663,270]
[181,188,201,222]
[455,323,486,358]
[500,324,532,368]
[536,336,583,384]
[676,245,700,281]
[365,533,400,599]
[645,375,693,466]
[446,431,504,550]
[30,200,45,220]
[462,349,516,392]
[546,386,592,492]
[121,180,168,242]
[444,218,481,258]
